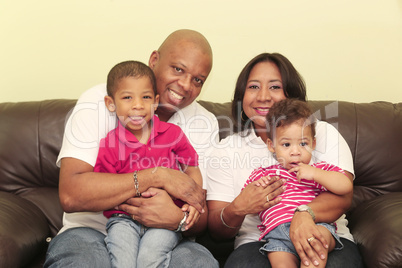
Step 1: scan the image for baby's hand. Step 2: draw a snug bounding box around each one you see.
[181,204,200,231]
[288,163,316,182]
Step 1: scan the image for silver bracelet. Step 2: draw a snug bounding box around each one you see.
[175,212,188,232]
[220,205,241,229]
[133,171,141,197]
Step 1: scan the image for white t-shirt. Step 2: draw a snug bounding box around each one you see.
[206,121,355,249]
[57,83,219,235]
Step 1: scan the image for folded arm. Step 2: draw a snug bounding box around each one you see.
[59,157,205,213]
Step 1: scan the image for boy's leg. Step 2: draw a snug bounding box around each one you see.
[268,251,298,268]
[44,227,111,268]
[105,216,141,268]
[137,228,181,267]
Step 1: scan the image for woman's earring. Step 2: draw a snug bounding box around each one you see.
[241,110,248,122]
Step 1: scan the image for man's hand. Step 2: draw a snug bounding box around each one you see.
[290,211,328,267]
[119,188,183,230]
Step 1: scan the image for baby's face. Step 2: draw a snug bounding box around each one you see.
[270,121,315,170]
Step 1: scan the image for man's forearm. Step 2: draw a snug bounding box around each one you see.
[59,158,160,212]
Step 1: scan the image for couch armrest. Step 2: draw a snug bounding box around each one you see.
[0,191,49,268]
[348,192,402,268]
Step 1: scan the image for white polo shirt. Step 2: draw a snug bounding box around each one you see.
[57,83,219,235]
[206,122,355,249]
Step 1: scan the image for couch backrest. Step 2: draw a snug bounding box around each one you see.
[0,99,76,235]
[1,99,401,234]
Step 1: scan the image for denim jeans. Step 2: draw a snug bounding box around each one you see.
[260,222,343,257]
[105,215,181,268]
[224,238,363,268]
[44,227,219,268]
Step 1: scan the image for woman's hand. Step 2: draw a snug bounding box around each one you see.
[233,176,284,215]
[118,187,183,230]
[289,212,329,267]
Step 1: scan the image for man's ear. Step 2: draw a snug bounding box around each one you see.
[148,50,159,70]
[267,138,275,153]
[154,94,160,111]
[104,96,116,112]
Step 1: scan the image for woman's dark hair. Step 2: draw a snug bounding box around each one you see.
[106,60,157,97]
[231,53,307,133]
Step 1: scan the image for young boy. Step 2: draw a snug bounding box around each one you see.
[94,60,202,268]
[243,99,353,268]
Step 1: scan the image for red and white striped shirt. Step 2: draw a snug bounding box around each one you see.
[243,162,345,240]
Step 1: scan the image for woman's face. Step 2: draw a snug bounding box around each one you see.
[242,61,287,135]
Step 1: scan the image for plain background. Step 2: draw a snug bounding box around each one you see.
[1,0,402,103]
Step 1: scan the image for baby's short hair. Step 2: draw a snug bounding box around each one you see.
[266,99,316,140]
[106,60,157,97]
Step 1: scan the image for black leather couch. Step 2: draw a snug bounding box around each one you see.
[0,99,401,268]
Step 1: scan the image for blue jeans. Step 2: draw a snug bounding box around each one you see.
[44,227,219,268]
[105,215,181,268]
[260,222,343,257]
[224,238,363,268]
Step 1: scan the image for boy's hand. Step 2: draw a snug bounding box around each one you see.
[289,163,316,182]
[181,204,200,231]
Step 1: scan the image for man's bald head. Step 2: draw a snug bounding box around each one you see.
[148,29,213,121]
[158,29,213,65]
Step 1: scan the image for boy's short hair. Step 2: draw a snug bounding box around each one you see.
[106,60,157,97]
[266,99,316,140]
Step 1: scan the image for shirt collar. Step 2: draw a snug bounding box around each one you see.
[116,115,170,145]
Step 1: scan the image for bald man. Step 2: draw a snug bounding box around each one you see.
[45,29,219,268]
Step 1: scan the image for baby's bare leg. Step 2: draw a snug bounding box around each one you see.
[300,225,335,268]
[268,251,298,268]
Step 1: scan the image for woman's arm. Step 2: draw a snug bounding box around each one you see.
[207,177,285,241]
[289,171,353,267]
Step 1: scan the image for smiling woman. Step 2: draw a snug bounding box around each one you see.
[206,52,360,268]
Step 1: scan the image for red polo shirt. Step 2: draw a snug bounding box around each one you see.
[94,115,198,218]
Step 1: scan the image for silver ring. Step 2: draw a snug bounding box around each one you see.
[307,236,315,243]
[132,215,136,221]
[266,195,270,202]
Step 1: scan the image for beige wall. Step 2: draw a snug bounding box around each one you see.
[1,0,402,103]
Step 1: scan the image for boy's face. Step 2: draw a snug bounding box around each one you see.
[105,76,159,136]
[267,120,316,170]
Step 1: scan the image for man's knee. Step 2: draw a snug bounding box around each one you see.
[171,239,219,268]
[44,227,110,268]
